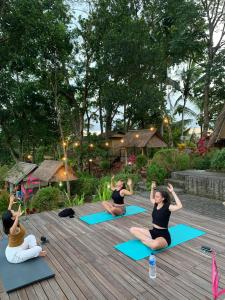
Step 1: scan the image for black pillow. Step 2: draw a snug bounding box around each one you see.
[58,208,75,218]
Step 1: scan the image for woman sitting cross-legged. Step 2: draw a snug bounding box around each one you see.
[130,182,182,251]
[2,195,47,263]
[102,176,133,216]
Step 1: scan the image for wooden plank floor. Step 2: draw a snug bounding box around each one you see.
[1,194,225,299]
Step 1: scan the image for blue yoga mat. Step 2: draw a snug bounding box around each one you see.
[114,224,205,260]
[79,205,146,225]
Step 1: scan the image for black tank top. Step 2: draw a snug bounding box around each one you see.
[152,203,171,228]
[112,189,124,205]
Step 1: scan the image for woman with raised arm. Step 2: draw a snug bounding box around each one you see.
[2,195,47,263]
[130,181,182,250]
[102,176,133,216]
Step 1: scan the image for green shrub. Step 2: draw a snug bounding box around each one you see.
[32,187,63,212]
[152,149,190,173]
[0,165,9,188]
[210,149,225,170]
[136,155,148,169]
[71,172,96,197]
[0,190,9,213]
[65,193,85,206]
[114,172,140,189]
[93,181,112,202]
[100,160,110,170]
[123,164,137,174]
[185,141,196,149]
[178,153,191,170]
[190,153,211,170]
[146,163,168,188]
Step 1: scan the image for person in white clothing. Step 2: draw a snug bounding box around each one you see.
[2,195,47,263]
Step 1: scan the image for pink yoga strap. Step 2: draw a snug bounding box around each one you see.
[212,251,225,300]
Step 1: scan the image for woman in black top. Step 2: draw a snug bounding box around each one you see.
[102,176,133,216]
[130,182,182,250]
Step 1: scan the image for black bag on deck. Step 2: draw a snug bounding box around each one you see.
[58,208,75,218]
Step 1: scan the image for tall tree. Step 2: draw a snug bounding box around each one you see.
[0,0,73,172]
[199,0,225,134]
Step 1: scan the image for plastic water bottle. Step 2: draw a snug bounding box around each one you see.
[149,255,156,279]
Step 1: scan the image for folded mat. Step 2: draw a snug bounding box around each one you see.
[114,224,205,260]
[79,205,146,225]
[0,237,55,293]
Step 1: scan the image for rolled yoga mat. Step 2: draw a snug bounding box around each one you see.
[114,224,206,260]
[0,237,55,293]
[79,205,146,225]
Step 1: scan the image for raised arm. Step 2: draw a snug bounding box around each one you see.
[10,205,23,235]
[8,194,17,210]
[121,178,133,196]
[168,184,183,212]
[150,181,156,204]
[110,175,116,191]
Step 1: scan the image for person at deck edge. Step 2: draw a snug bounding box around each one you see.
[2,195,47,263]
[102,176,133,216]
[130,182,182,250]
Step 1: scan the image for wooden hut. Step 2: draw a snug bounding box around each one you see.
[99,132,125,159]
[5,162,38,193]
[31,160,77,186]
[121,129,167,164]
[214,119,225,147]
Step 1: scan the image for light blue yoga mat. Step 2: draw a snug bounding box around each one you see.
[114,224,205,260]
[79,205,146,225]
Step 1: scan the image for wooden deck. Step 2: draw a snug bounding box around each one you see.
[1,194,225,300]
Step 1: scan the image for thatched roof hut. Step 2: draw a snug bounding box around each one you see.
[123,129,167,148]
[31,160,77,183]
[5,162,38,185]
[117,129,167,164]
[99,131,125,157]
[216,119,225,142]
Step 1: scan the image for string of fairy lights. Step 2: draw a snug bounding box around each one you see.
[27,118,170,162]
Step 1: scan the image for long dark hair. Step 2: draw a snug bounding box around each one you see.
[156,190,171,205]
[2,210,14,235]
[118,179,126,189]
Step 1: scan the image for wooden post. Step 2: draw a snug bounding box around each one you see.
[125,148,128,165]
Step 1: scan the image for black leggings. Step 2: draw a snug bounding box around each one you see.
[149,227,171,246]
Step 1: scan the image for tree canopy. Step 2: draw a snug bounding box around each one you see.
[0,0,224,164]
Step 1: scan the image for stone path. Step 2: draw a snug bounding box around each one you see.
[137,190,225,221]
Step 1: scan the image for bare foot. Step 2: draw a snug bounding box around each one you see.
[39,250,47,257]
